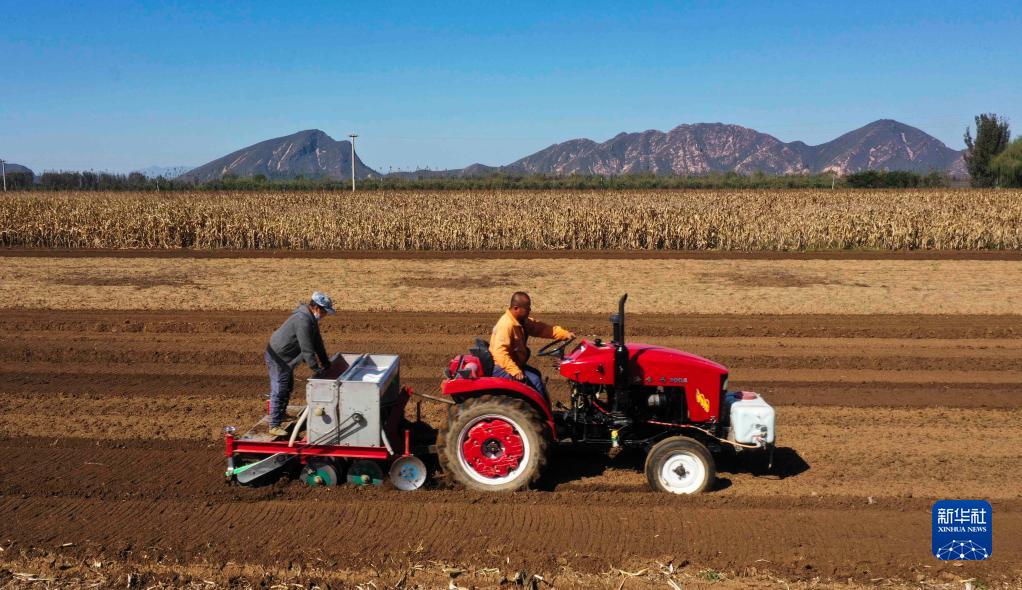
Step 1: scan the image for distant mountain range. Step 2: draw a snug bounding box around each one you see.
[1,162,34,176]
[407,119,967,178]
[17,119,960,184]
[177,130,378,183]
[134,165,192,179]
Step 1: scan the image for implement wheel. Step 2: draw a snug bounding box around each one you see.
[645,436,715,494]
[302,459,341,486]
[438,395,548,492]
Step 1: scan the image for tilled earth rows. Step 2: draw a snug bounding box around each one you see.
[1,310,1020,586]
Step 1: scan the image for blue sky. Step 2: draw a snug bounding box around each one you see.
[2,1,1020,173]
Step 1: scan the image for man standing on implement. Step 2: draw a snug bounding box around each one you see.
[490,291,574,401]
[264,291,335,437]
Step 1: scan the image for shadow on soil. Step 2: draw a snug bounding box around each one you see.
[233,421,809,494]
[718,446,810,476]
[536,445,809,492]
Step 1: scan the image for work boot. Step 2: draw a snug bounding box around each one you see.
[267,425,289,437]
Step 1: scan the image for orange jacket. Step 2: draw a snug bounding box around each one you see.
[489,309,571,378]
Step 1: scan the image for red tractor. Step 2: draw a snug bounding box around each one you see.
[437,295,776,494]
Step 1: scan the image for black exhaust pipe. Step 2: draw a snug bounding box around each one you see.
[610,294,628,389]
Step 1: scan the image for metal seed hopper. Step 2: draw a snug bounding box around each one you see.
[224,352,428,490]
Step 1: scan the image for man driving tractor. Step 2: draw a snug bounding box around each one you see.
[264,291,336,436]
[489,291,575,400]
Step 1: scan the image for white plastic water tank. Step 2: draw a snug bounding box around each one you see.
[727,392,776,445]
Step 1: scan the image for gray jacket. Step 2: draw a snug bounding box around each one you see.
[268,304,330,372]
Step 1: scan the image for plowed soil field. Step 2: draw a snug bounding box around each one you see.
[1,252,1021,589]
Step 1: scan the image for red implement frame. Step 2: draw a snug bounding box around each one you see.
[225,386,414,464]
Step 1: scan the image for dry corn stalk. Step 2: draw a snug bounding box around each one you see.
[0,189,1020,251]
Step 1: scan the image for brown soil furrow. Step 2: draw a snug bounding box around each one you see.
[4,378,1021,414]
[4,307,1022,583]
[2,409,1019,501]
[752,382,1022,408]
[3,310,1021,339]
[13,435,1001,510]
[2,494,1018,581]
[736,368,1022,384]
[10,330,1022,356]
[5,359,1021,386]
[5,257,1021,314]
[5,341,1021,372]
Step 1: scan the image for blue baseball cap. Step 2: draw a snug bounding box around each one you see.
[311,291,336,314]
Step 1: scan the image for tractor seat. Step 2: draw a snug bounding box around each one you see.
[469,338,494,377]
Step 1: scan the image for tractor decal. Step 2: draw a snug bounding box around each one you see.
[696,389,710,413]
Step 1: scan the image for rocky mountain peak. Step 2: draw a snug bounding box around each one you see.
[178,130,377,183]
[493,120,964,178]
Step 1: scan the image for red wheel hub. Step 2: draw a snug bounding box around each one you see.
[461,418,525,478]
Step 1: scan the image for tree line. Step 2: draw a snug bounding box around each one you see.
[6,170,175,192]
[3,169,965,192]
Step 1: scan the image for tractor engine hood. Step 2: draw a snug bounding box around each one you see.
[560,340,728,388]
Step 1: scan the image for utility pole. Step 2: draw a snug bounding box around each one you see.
[348,134,358,192]
[1,159,6,192]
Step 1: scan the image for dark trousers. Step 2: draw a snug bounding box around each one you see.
[264,348,294,427]
[493,364,548,402]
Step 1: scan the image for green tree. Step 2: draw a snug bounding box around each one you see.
[964,113,1011,187]
[991,138,1022,188]
[844,170,945,188]
[3,171,34,190]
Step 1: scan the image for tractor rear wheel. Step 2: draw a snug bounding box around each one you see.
[644,436,715,494]
[438,395,548,492]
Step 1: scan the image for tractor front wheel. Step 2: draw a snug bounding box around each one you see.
[438,395,548,492]
[644,436,715,494]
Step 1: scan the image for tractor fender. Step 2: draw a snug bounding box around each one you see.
[441,377,557,440]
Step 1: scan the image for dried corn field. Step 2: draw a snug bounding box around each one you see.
[1,189,1021,250]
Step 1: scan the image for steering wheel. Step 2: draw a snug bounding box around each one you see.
[537,337,576,360]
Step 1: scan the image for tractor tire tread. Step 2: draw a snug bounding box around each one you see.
[437,394,549,492]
